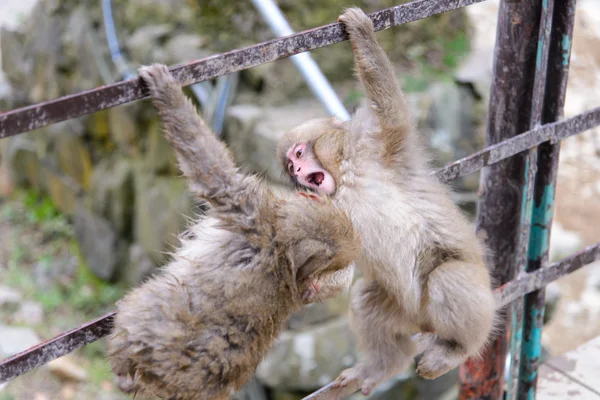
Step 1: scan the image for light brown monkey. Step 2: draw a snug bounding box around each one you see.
[278,8,498,396]
[107,64,360,400]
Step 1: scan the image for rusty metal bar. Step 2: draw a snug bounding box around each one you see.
[0,0,489,138]
[0,312,115,384]
[518,1,577,399]
[434,106,600,183]
[498,243,600,308]
[459,1,548,397]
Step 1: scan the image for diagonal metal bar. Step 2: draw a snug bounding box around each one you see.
[0,0,489,138]
[0,312,115,384]
[434,106,600,183]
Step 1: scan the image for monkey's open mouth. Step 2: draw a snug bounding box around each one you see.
[307,172,325,186]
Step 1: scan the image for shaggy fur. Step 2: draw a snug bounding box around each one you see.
[278,8,499,395]
[107,64,360,400]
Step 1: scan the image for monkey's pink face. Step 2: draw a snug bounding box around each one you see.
[286,143,336,195]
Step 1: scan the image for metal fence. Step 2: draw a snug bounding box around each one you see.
[0,0,598,399]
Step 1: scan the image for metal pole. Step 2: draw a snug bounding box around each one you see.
[250,0,350,121]
[517,1,577,398]
[458,1,545,398]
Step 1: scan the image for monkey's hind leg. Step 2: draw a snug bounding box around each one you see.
[417,260,496,380]
[333,279,417,396]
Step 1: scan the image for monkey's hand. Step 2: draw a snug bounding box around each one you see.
[138,64,255,213]
[301,281,321,304]
[301,266,354,304]
[338,7,374,40]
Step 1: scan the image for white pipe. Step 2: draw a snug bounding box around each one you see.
[250,0,350,121]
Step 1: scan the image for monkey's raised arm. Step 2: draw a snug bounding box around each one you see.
[138,64,250,209]
[340,9,413,162]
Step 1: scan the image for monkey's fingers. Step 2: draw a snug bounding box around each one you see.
[301,281,321,303]
[138,64,178,97]
[337,8,374,36]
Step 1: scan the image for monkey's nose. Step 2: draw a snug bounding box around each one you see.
[296,167,301,173]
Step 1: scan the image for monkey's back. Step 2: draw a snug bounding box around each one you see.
[107,218,292,400]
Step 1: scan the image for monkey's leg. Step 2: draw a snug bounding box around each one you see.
[333,279,417,396]
[417,260,496,380]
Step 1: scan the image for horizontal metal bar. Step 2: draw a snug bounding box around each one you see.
[2,241,597,386]
[497,242,600,308]
[0,0,489,138]
[434,106,600,183]
[0,312,115,384]
[301,242,600,400]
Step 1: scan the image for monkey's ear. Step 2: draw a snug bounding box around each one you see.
[290,239,335,281]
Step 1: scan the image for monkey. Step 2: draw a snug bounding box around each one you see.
[106,64,360,400]
[277,8,498,396]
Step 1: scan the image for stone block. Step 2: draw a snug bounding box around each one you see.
[256,317,356,391]
[133,170,193,264]
[90,158,134,238]
[73,203,124,281]
[54,132,93,190]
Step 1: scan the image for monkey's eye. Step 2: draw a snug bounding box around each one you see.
[296,148,303,158]
[288,162,294,174]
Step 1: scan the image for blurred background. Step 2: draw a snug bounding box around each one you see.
[0,0,598,399]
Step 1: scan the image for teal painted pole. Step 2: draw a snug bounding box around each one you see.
[517,1,577,399]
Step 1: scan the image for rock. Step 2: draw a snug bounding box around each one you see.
[122,243,157,285]
[47,355,88,382]
[133,171,193,264]
[232,378,269,400]
[164,33,210,64]
[46,170,79,216]
[53,132,93,190]
[90,158,134,238]
[424,82,483,192]
[126,24,174,65]
[0,325,40,357]
[287,291,351,330]
[14,301,44,325]
[0,285,22,306]
[256,317,356,391]
[549,222,583,262]
[73,203,124,281]
[4,136,44,192]
[86,109,111,140]
[544,282,561,325]
[144,120,178,175]
[109,105,139,152]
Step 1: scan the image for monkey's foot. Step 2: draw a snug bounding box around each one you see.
[337,7,374,35]
[416,347,458,380]
[332,365,383,396]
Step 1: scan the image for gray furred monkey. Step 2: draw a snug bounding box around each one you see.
[107,64,360,400]
[278,8,498,396]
